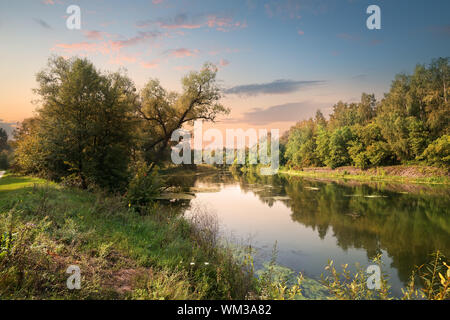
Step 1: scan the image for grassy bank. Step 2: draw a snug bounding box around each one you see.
[280,165,449,185]
[0,173,255,299]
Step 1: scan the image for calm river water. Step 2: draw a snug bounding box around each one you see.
[179,170,449,296]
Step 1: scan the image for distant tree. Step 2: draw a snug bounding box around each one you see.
[424,58,449,137]
[314,110,327,128]
[137,63,229,166]
[282,57,449,169]
[327,127,353,168]
[13,117,46,174]
[285,119,321,168]
[0,128,7,151]
[316,126,330,166]
[356,93,376,125]
[420,135,450,167]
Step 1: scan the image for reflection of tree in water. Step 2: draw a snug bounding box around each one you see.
[230,172,450,284]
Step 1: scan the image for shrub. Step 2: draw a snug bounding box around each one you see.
[0,150,10,170]
[420,135,450,167]
[126,163,162,209]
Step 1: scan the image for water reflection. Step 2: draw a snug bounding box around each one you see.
[172,169,450,295]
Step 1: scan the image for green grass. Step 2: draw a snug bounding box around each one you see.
[279,167,450,185]
[0,173,51,191]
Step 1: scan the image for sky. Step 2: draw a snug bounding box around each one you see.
[0,0,449,137]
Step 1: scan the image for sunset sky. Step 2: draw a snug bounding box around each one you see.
[1,0,449,137]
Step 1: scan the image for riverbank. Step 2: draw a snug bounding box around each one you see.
[1,172,448,300]
[0,172,255,299]
[280,165,449,185]
[1,172,330,300]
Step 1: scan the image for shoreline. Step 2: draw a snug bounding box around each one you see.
[279,165,449,185]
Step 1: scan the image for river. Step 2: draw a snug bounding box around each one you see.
[176,169,450,297]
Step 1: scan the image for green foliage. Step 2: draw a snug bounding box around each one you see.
[321,252,450,300]
[285,120,320,168]
[254,244,304,300]
[126,163,162,209]
[281,57,449,170]
[0,128,7,152]
[327,127,353,168]
[420,135,450,167]
[138,63,229,165]
[415,250,450,300]
[12,57,230,191]
[13,56,137,190]
[0,150,10,170]
[321,255,391,300]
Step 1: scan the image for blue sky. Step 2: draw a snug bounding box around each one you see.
[0,0,449,134]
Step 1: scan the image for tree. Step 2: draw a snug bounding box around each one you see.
[285,119,321,168]
[13,117,47,174]
[316,126,330,165]
[424,58,449,137]
[32,56,137,189]
[327,127,353,168]
[282,57,449,169]
[0,128,7,151]
[420,135,450,167]
[356,93,376,125]
[137,63,229,165]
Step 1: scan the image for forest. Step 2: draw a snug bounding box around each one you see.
[281,57,449,170]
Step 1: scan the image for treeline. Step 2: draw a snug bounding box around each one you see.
[12,56,228,192]
[282,57,449,169]
[0,128,12,170]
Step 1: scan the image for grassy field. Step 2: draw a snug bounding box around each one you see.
[279,165,450,185]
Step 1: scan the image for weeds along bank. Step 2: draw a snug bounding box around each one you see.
[1,173,449,300]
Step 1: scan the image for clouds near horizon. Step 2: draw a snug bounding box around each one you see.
[227,101,328,125]
[225,79,325,96]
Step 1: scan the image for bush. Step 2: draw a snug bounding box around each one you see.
[420,135,450,167]
[126,163,162,209]
[0,150,10,170]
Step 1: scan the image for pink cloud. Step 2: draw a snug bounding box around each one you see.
[42,0,61,5]
[53,42,111,55]
[174,65,193,71]
[219,59,230,67]
[152,0,164,4]
[167,48,199,58]
[206,15,247,32]
[159,22,202,30]
[298,30,304,36]
[141,60,159,69]
[83,30,108,40]
[110,31,160,49]
[109,53,139,65]
[53,30,162,68]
